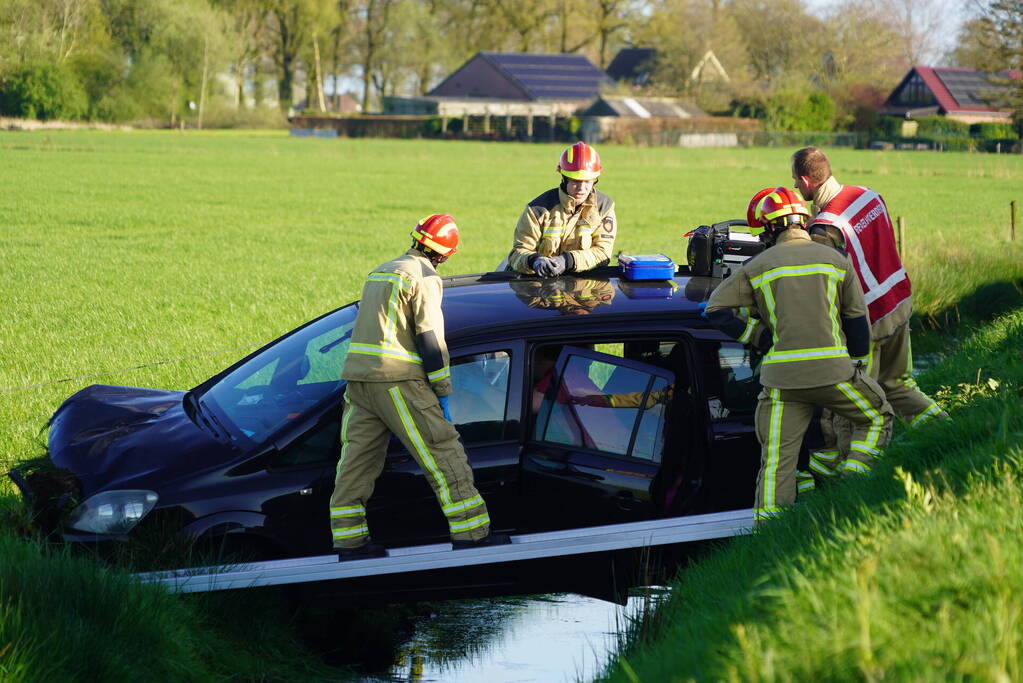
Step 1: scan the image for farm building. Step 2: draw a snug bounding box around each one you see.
[384,52,610,120]
[605,48,730,90]
[606,48,657,87]
[880,66,1019,124]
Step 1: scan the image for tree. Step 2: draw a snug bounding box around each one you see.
[635,0,746,108]
[725,0,825,84]
[213,0,270,108]
[962,0,1023,123]
[876,0,954,67]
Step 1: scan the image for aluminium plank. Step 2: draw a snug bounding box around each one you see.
[135,508,753,594]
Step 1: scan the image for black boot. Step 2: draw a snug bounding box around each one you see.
[336,542,388,561]
[452,533,512,550]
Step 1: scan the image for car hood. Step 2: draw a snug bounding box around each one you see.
[48,384,237,496]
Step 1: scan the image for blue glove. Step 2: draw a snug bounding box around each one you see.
[533,255,567,278]
[697,301,708,319]
[438,395,453,422]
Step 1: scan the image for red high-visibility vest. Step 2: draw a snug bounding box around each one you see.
[811,185,911,324]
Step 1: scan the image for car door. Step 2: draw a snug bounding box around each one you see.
[520,345,675,531]
[368,341,524,546]
[692,338,762,511]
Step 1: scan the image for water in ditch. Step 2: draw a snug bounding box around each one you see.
[352,588,669,683]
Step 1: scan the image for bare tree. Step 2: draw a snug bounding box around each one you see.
[876,0,953,66]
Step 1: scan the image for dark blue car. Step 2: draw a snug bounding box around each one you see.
[13,269,762,576]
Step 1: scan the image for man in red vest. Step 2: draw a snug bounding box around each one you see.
[791,147,947,476]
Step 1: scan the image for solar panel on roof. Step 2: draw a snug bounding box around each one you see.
[935,68,1010,108]
[484,52,609,100]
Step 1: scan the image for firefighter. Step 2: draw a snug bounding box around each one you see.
[329,214,509,560]
[791,147,948,476]
[705,187,893,525]
[505,141,617,277]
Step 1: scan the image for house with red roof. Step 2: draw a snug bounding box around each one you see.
[880,65,1019,123]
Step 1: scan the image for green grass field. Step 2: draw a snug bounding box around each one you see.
[2,131,1021,476]
[1,131,1022,680]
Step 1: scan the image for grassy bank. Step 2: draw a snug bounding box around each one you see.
[0,528,338,681]
[601,306,1023,681]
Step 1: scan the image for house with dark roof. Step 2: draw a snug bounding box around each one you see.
[880,66,1018,123]
[605,48,730,90]
[606,48,657,86]
[383,51,612,121]
[428,51,610,102]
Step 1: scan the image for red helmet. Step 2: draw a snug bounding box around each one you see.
[411,214,459,261]
[557,142,602,181]
[754,187,810,233]
[746,187,776,231]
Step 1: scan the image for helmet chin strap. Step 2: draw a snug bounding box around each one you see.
[413,241,447,265]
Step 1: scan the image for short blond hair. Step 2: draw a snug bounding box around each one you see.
[792,147,831,184]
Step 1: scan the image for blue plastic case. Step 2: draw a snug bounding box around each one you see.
[618,254,676,281]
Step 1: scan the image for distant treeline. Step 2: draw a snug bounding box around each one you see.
[0,0,1020,130]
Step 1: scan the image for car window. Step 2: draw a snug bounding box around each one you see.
[708,342,760,420]
[448,351,511,443]
[200,304,357,444]
[534,351,668,460]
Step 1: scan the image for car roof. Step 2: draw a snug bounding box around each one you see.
[440,267,717,339]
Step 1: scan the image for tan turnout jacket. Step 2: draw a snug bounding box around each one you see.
[341,249,452,396]
[706,229,868,390]
[508,187,617,273]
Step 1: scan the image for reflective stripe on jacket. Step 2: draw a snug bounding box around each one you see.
[508,187,617,273]
[341,249,453,396]
[706,229,867,389]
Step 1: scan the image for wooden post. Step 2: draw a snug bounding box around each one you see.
[483,112,490,135]
[526,114,534,139]
[897,216,906,258]
[548,114,556,141]
[1012,200,1017,241]
[505,114,512,137]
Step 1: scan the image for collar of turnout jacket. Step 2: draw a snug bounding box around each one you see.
[708,229,867,389]
[340,249,453,396]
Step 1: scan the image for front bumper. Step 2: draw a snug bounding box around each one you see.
[8,460,82,536]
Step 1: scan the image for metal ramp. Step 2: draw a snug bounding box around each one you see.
[136,508,753,594]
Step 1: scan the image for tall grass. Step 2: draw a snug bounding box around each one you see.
[0,531,341,681]
[600,306,1023,681]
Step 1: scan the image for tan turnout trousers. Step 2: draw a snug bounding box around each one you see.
[755,369,892,521]
[329,379,490,549]
[813,323,948,475]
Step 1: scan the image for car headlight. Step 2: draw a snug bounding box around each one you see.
[66,490,159,535]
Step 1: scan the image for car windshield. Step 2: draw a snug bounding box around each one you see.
[198,304,358,444]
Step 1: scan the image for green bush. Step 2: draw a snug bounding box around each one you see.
[0,63,88,121]
[938,136,977,152]
[971,121,1019,140]
[731,90,835,132]
[873,116,904,139]
[915,115,969,138]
